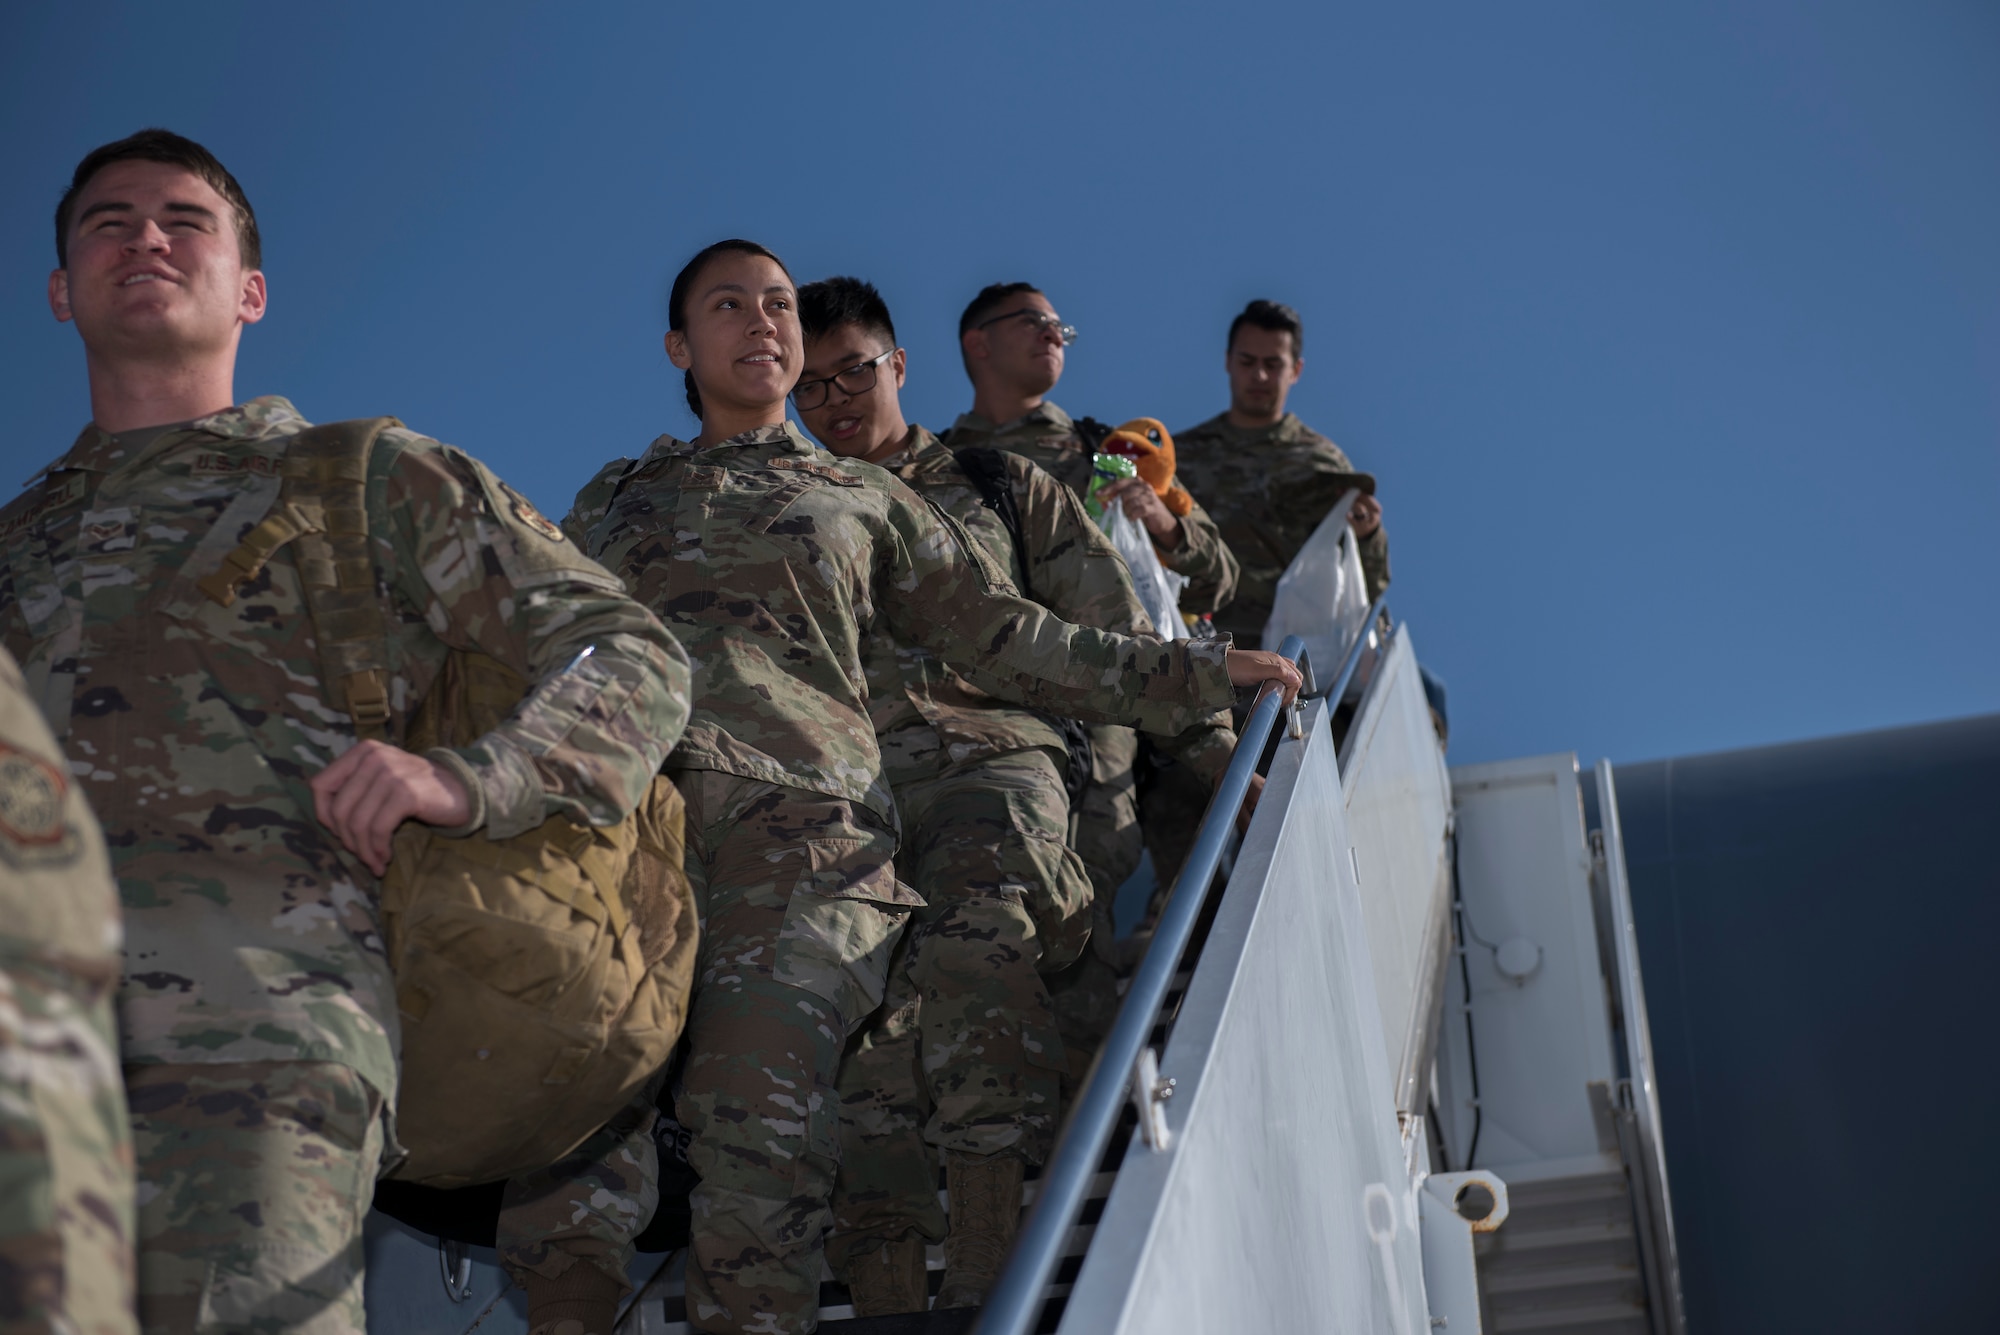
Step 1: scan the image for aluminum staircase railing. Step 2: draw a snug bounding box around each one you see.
[973,592,1479,1335]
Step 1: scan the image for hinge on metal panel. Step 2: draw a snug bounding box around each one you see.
[1131,1046,1176,1151]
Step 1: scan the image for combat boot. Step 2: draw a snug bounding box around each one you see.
[843,1231,931,1315]
[523,1260,624,1335]
[937,1150,1026,1308]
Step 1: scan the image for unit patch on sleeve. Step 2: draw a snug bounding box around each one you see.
[0,742,79,866]
[501,482,568,543]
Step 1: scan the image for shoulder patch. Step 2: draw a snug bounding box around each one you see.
[500,482,567,543]
[0,742,76,861]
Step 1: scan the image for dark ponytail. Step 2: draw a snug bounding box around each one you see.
[668,238,793,425]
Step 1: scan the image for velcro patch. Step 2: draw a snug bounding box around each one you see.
[191,451,285,478]
[0,743,68,847]
[500,482,567,544]
[0,474,89,539]
[766,458,863,486]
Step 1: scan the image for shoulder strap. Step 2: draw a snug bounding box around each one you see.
[953,447,1034,603]
[1072,415,1114,452]
[199,417,402,741]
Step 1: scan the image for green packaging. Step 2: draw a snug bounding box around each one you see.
[1085,451,1137,519]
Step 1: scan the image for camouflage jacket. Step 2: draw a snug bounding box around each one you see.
[0,397,692,1099]
[1172,412,1391,645]
[867,426,1237,788]
[943,401,1240,617]
[0,642,119,978]
[569,422,1235,828]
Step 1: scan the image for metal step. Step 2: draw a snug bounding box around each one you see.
[1474,1169,1651,1335]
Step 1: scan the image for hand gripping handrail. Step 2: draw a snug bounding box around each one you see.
[971,635,1307,1335]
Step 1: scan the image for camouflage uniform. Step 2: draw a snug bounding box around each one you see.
[942,402,1238,617]
[496,1085,661,1333]
[0,644,134,1335]
[829,429,1235,1277]
[1170,411,1389,648]
[1139,412,1392,894]
[573,421,1236,1335]
[944,404,1243,1064]
[0,398,691,1333]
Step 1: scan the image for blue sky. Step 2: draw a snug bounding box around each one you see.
[3,2,1994,768]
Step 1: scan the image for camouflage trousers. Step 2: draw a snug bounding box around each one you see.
[1046,723,1141,1085]
[0,954,135,1335]
[125,1061,383,1335]
[496,1080,660,1298]
[828,746,1086,1271]
[670,771,916,1335]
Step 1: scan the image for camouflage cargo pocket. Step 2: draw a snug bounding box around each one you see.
[1000,790,1095,975]
[772,806,921,1029]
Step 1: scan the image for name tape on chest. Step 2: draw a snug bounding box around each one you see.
[191,451,285,478]
[0,474,89,540]
[765,457,863,486]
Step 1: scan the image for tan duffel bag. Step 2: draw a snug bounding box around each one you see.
[200,418,696,1186]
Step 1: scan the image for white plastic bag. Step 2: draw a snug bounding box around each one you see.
[1262,503,1369,678]
[1099,500,1189,640]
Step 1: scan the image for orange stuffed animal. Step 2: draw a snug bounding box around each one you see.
[1097,417,1194,517]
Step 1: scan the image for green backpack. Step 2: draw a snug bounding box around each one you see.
[200,418,697,1187]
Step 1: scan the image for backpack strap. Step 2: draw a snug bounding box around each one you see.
[953,447,1034,603]
[1071,415,1114,452]
[200,417,403,741]
[951,446,1094,800]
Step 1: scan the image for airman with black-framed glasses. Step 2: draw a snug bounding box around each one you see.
[791,346,897,412]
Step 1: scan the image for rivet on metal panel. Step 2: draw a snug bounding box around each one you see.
[1130,1047,1175,1151]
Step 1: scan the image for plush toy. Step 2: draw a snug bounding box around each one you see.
[1098,417,1194,517]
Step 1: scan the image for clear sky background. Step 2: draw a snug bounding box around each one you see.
[3,2,1994,769]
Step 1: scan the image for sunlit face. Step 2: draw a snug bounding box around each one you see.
[1226,324,1301,420]
[49,159,266,358]
[665,251,801,419]
[796,322,907,461]
[963,290,1066,399]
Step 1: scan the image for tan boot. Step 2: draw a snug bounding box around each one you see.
[843,1231,931,1315]
[936,1151,1025,1309]
[522,1259,625,1335]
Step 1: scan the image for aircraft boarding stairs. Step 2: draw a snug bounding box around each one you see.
[363,512,1686,1335]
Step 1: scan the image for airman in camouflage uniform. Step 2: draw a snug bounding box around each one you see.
[1146,299,1390,895]
[0,643,135,1335]
[942,283,1247,1072]
[1173,299,1389,647]
[11,130,692,1335]
[790,280,1236,1313]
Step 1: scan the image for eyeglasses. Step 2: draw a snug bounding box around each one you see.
[791,348,896,411]
[974,308,1078,345]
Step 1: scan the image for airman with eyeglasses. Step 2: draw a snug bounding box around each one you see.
[941,281,1245,1093]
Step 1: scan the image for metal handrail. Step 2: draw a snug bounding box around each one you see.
[971,634,1307,1335]
[1316,589,1391,706]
